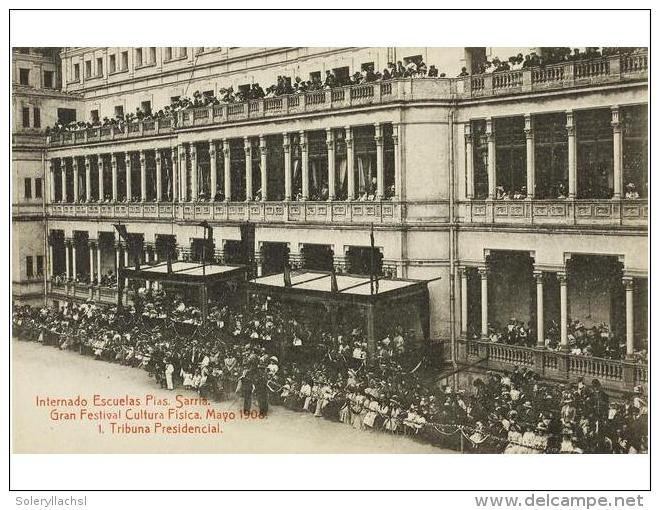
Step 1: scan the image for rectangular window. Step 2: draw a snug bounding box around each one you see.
[43,70,54,88]
[495,117,526,197]
[90,109,99,123]
[361,62,375,72]
[19,68,29,85]
[576,109,614,199]
[404,54,423,65]
[35,178,43,198]
[85,60,92,78]
[135,48,143,67]
[164,47,172,61]
[57,108,76,124]
[26,256,34,278]
[24,178,32,199]
[179,47,187,58]
[535,113,568,199]
[150,47,156,64]
[36,255,44,276]
[309,71,321,82]
[121,51,128,70]
[109,54,116,73]
[96,57,103,76]
[33,107,40,128]
[622,104,648,198]
[170,96,180,105]
[22,107,30,127]
[114,105,124,118]
[141,101,151,115]
[74,63,80,80]
[332,66,350,85]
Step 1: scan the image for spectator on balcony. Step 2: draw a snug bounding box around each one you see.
[428,65,439,77]
[625,183,640,199]
[324,70,338,89]
[457,67,470,77]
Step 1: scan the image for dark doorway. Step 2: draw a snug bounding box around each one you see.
[261,242,289,276]
[346,246,383,276]
[301,244,334,271]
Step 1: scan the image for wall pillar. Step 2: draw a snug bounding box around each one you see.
[125,153,132,201]
[525,114,535,198]
[97,241,102,285]
[155,150,162,202]
[139,150,146,201]
[61,160,67,202]
[179,144,187,202]
[558,271,569,349]
[534,270,544,347]
[283,132,292,201]
[566,111,577,199]
[244,137,252,201]
[171,148,178,202]
[464,123,474,199]
[72,240,77,279]
[97,155,104,201]
[209,140,217,201]
[345,126,354,200]
[259,135,268,201]
[486,118,496,199]
[84,156,91,202]
[111,153,118,201]
[460,267,469,337]
[223,140,231,201]
[65,240,71,279]
[326,128,336,200]
[73,157,80,202]
[49,159,56,203]
[393,123,401,200]
[48,242,53,281]
[300,131,309,201]
[479,266,489,338]
[623,276,635,357]
[375,123,384,200]
[88,241,95,283]
[190,143,198,201]
[612,106,623,199]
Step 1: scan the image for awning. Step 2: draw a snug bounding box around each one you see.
[121,261,247,284]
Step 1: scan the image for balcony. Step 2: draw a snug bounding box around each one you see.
[457,339,647,392]
[46,51,647,148]
[47,200,402,225]
[460,198,647,227]
[49,280,127,305]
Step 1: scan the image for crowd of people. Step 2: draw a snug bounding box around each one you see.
[13,289,647,453]
[477,318,647,363]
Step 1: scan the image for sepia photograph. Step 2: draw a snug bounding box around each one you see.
[7,8,653,501]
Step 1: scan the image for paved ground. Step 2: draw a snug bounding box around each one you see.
[12,340,450,454]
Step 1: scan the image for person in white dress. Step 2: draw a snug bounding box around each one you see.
[165,362,175,390]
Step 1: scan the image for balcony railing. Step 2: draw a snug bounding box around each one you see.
[457,339,647,392]
[460,198,648,227]
[47,200,402,225]
[46,51,647,148]
[49,281,129,305]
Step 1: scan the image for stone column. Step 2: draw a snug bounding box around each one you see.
[283,132,292,201]
[375,123,384,200]
[125,153,132,201]
[48,242,53,281]
[155,150,162,202]
[326,128,336,200]
[96,241,102,285]
[140,150,146,201]
[73,157,80,202]
[111,154,118,201]
[209,140,217,201]
[49,159,56,203]
[479,266,489,338]
[525,114,535,198]
[460,267,469,336]
[179,144,187,202]
[65,239,71,279]
[171,148,178,202]
[486,118,496,199]
[259,135,268,201]
[566,111,576,199]
[190,143,198,201]
[89,241,95,283]
[85,156,91,202]
[97,155,104,202]
[124,251,129,287]
[300,131,309,201]
[623,276,635,357]
[393,123,401,200]
[345,127,354,200]
[223,141,231,201]
[464,123,474,199]
[612,106,623,199]
[244,137,252,201]
[72,240,77,279]
[534,270,544,347]
[558,271,568,349]
[61,160,67,202]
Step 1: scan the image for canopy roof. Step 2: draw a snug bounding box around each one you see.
[121,261,247,284]
[249,270,429,304]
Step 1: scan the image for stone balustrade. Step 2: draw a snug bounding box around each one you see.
[47,200,402,225]
[46,51,647,148]
[457,339,647,392]
[460,199,648,227]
